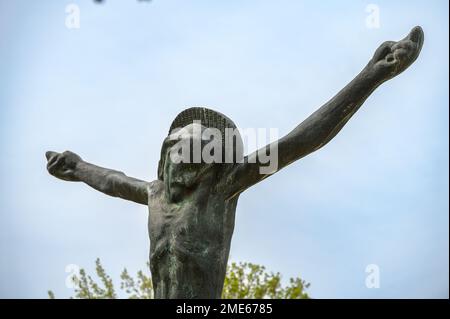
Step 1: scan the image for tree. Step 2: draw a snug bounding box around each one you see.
[222,262,310,299]
[48,259,310,299]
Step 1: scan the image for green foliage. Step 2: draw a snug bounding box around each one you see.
[120,268,153,299]
[49,259,309,299]
[222,262,310,299]
[68,258,116,299]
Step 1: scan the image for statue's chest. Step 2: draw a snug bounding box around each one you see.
[148,200,219,262]
[147,190,205,240]
[149,201,193,228]
[146,183,236,257]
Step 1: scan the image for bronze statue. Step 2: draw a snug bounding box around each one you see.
[46,27,424,298]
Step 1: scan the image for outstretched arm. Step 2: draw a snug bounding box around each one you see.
[227,26,424,197]
[46,151,149,205]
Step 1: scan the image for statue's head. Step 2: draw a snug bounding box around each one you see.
[158,107,243,201]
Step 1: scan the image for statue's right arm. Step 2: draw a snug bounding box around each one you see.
[45,151,148,205]
[224,26,424,198]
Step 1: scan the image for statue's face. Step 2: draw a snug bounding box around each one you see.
[162,123,216,202]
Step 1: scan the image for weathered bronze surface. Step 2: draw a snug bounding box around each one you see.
[46,27,424,298]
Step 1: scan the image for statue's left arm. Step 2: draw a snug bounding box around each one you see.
[46,150,149,205]
[227,26,424,197]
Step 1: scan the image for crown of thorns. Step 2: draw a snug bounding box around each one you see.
[169,107,238,139]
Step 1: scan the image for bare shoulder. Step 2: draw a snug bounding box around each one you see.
[147,180,164,198]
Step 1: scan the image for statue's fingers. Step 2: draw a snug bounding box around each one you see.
[47,155,65,173]
[393,48,408,61]
[373,41,395,62]
[407,26,424,45]
[46,153,59,168]
[392,40,414,52]
[46,151,58,161]
[399,26,423,60]
[47,158,57,173]
[60,168,76,181]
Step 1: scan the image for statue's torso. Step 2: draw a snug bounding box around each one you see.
[147,180,238,298]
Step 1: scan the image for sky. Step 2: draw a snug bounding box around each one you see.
[0,0,448,298]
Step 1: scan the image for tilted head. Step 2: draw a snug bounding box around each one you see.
[158,107,243,201]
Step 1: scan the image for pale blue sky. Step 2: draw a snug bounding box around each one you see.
[0,0,448,298]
